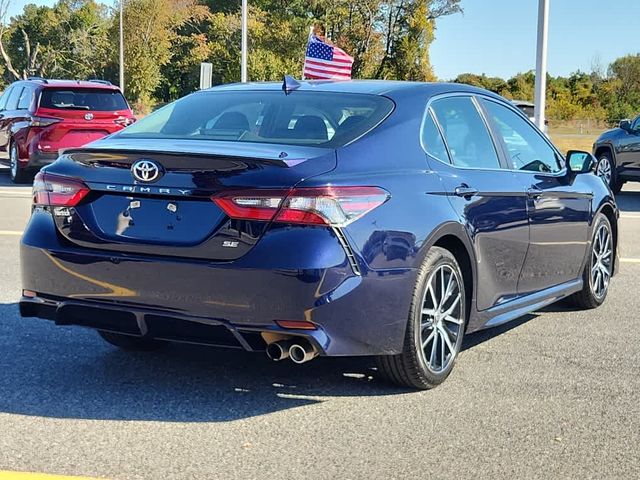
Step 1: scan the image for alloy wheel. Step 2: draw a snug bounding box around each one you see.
[419,264,464,374]
[590,223,612,300]
[596,157,612,185]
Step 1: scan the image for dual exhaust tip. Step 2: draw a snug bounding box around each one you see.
[266,339,318,364]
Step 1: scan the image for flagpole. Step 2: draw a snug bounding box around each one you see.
[241,0,248,82]
[119,0,124,92]
[302,26,313,80]
[534,0,549,130]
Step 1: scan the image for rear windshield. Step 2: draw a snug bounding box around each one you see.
[116,91,395,147]
[39,88,129,112]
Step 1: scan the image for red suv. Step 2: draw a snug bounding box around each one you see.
[0,78,135,183]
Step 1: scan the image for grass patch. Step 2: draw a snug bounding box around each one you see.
[549,132,598,155]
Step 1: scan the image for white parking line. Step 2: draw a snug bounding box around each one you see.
[0,231,23,236]
[621,258,640,263]
[620,213,640,219]
[0,189,31,198]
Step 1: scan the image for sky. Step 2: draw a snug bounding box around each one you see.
[6,0,640,81]
[430,0,640,80]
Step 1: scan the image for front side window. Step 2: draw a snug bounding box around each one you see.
[0,87,14,110]
[482,99,562,173]
[632,115,640,131]
[430,96,501,169]
[117,91,394,148]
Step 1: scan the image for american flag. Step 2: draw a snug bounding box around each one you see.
[303,35,354,80]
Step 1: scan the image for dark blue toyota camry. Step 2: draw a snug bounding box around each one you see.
[20,80,618,389]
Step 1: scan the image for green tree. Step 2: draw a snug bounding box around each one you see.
[117,0,208,106]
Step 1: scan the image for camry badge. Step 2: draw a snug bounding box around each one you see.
[84,113,94,121]
[131,159,162,183]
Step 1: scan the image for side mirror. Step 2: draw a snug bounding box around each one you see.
[566,150,596,174]
[620,119,631,131]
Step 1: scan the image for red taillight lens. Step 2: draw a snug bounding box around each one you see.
[33,172,90,207]
[115,116,136,127]
[30,116,62,127]
[212,186,390,226]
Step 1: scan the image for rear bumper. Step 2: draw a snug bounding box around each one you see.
[20,210,416,356]
[20,294,318,353]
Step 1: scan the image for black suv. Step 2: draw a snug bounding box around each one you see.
[593,117,640,193]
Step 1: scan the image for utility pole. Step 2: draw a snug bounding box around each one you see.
[241,0,248,82]
[534,0,549,130]
[119,0,125,92]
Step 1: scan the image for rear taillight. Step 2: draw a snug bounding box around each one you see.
[115,117,136,127]
[212,186,390,226]
[33,172,90,207]
[30,116,62,127]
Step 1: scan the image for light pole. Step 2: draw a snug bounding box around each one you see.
[119,0,124,92]
[241,0,248,82]
[534,0,549,130]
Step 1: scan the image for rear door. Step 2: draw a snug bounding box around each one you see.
[427,95,530,311]
[479,98,591,295]
[35,87,130,152]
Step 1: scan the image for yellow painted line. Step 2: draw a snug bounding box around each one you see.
[0,472,104,480]
[0,230,22,236]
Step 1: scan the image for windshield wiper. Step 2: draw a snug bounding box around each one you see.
[54,105,91,110]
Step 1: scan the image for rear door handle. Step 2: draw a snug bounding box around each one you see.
[454,185,479,198]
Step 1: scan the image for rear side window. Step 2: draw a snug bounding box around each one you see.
[17,85,34,110]
[421,110,449,163]
[116,91,395,148]
[39,88,129,111]
[5,87,23,110]
[431,96,500,170]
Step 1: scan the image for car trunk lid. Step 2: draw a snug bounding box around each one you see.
[47,139,336,260]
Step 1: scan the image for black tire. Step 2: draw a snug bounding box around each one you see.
[98,330,166,351]
[570,213,613,309]
[596,152,622,194]
[9,141,31,184]
[376,246,467,389]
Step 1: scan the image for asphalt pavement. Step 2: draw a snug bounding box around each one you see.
[0,167,638,479]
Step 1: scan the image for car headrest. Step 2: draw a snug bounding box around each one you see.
[293,115,328,141]
[213,112,250,131]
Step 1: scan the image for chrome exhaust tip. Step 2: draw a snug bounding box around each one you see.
[289,341,318,364]
[266,340,292,361]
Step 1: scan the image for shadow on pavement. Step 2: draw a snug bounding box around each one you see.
[0,166,32,189]
[615,188,640,213]
[0,302,535,422]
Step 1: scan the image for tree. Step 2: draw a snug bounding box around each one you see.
[117,0,209,106]
[0,0,112,81]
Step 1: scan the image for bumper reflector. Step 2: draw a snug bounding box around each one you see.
[275,320,317,330]
[22,290,37,298]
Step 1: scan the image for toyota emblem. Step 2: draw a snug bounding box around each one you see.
[84,113,94,121]
[131,159,162,183]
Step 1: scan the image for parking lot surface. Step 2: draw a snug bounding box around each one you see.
[0,169,638,479]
